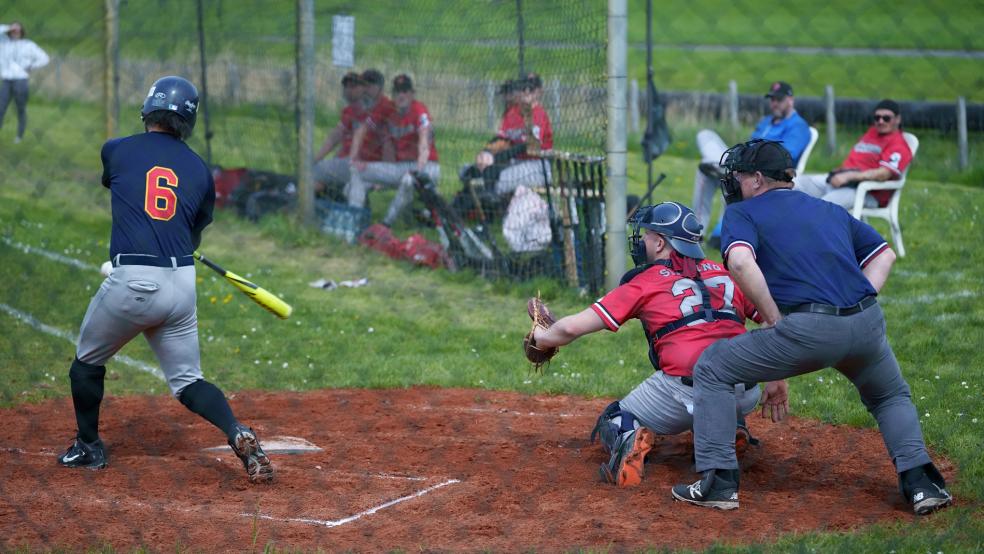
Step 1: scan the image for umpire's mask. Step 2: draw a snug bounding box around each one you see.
[718,139,795,205]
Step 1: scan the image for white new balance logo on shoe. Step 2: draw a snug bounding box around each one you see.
[914,492,925,502]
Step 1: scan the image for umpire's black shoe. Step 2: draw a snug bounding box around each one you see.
[58,437,108,470]
[672,468,740,510]
[229,424,274,484]
[902,463,953,515]
[698,162,725,181]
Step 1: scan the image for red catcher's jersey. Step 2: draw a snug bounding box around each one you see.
[386,100,438,162]
[338,102,366,158]
[361,95,397,162]
[590,261,759,377]
[497,103,553,158]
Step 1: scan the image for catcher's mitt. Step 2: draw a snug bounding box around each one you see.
[524,296,558,371]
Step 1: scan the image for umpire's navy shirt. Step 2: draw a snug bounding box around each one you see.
[101,131,215,259]
[721,188,889,307]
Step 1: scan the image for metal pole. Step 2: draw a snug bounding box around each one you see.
[296,0,316,225]
[516,0,526,77]
[645,0,652,206]
[486,80,496,132]
[104,0,119,140]
[728,80,739,134]
[629,79,640,134]
[196,0,212,164]
[606,0,628,290]
[957,96,968,171]
[825,85,837,155]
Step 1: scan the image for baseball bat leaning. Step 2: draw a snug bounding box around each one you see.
[193,251,293,319]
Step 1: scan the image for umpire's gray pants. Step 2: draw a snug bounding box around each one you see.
[76,264,203,396]
[0,78,30,139]
[347,161,440,226]
[692,303,932,474]
[620,370,760,436]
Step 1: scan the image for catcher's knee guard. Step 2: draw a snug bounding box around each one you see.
[590,401,640,455]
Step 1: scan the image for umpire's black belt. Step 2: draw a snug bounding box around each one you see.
[680,376,758,390]
[778,295,877,317]
[113,254,194,268]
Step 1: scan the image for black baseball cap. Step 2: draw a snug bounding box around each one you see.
[518,72,543,91]
[722,139,795,182]
[392,74,414,93]
[764,81,793,99]
[874,98,900,115]
[341,72,364,87]
[362,69,385,86]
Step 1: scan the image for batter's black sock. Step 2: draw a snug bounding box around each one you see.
[69,358,106,444]
[178,379,239,440]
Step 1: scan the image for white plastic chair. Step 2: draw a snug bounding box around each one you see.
[795,127,819,176]
[851,132,919,257]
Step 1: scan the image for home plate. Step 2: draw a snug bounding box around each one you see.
[203,436,322,454]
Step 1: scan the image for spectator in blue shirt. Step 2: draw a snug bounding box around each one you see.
[692,81,811,247]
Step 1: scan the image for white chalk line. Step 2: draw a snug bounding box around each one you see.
[0,302,165,381]
[880,289,979,305]
[245,478,461,528]
[1,236,100,272]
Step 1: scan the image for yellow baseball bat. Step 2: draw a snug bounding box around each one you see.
[193,251,293,319]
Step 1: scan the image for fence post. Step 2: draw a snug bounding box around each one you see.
[606,0,628,290]
[296,0,316,225]
[825,85,836,155]
[550,78,561,130]
[957,96,968,171]
[486,80,497,133]
[727,80,739,134]
[629,78,640,134]
[104,0,120,140]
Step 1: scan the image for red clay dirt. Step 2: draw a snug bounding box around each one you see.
[0,387,954,552]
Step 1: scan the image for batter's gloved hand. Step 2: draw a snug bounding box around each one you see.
[524,296,558,371]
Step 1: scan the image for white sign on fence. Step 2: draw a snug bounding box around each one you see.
[332,15,355,68]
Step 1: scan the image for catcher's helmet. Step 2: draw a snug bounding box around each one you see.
[628,201,704,265]
[141,76,199,130]
[718,139,794,205]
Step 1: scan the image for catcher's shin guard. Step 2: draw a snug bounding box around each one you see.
[590,401,641,455]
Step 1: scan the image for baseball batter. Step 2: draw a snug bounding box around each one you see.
[671,139,950,514]
[530,202,782,487]
[57,76,274,484]
[347,74,439,227]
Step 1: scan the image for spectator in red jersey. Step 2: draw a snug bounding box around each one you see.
[347,74,439,227]
[349,68,397,170]
[794,99,912,210]
[312,72,366,196]
[531,202,780,488]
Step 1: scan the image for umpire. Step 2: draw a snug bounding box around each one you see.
[671,139,953,515]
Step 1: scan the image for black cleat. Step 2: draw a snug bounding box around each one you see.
[672,468,740,510]
[229,425,274,483]
[58,437,108,470]
[902,463,953,515]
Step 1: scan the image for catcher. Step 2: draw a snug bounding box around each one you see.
[524,201,787,487]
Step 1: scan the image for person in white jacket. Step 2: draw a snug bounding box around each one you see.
[0,22,49,143]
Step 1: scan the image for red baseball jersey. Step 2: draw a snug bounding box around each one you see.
[497,103,553,158]
[840,127,912,177]
[361,95,397,162]
[338,102,366,158]
[591,261,759,377]
[386,100,438,162]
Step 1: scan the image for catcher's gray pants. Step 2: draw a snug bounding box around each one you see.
[347,161,440,226]
[692,129,729,230]
[494,159,552,196]
[619,370,760,436]
[794,173,878,211]
[313,156,350,187]
[0,78,30,139]
[76,261,203,396]
[691,303,932,474]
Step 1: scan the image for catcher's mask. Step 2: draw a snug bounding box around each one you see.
[718,139,795,205]
[628,202,704,266]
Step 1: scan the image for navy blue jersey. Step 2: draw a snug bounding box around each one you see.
[721,188,888,307]
[101,131,214,258]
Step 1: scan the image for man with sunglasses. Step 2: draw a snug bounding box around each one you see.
[794,99,911,210]
[692,81,811,244]
[529,202,779,489]
[670,139,951,515]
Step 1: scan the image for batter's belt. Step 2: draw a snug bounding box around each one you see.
[113,253,194,268]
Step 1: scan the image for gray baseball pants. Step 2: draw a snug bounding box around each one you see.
[0,78,30,139]
[76,262,203,396]
[620,370,760,436]
[494,159,551,196]
[313,156,350,187]
[347,161,440,226]
[691,303,932,474]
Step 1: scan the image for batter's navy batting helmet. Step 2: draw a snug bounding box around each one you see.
[141,76,199,131]
[628,201,704,265]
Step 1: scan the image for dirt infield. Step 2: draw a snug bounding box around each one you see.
[0,387,953,552]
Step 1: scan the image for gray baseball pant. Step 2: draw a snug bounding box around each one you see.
[0,79,30,139]
[313,156,350,187]
[793,173,879,211]
[691,303,932,474]
[620,370,760,436]
[494,159,551,196]
[347,161,440,226]
[76,263,203,396]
